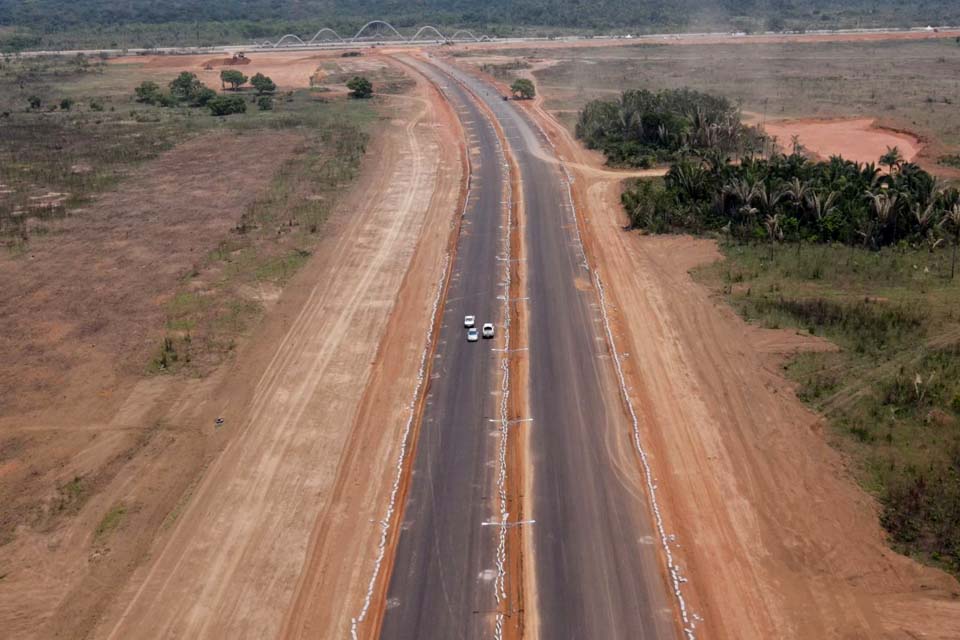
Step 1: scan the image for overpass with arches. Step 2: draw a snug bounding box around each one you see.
[260,21,491,48]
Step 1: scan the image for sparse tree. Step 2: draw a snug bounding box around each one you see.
[510,78,536,100]
[60,97,74,111]
[191,86,217,107]
[220,69,248,91]
[257,95,274,111]
[880,146,904,175]
[250,72,276,95]
[940,204,960,279]
[27,94,41,110]
[134,80,163,104]
[346,76,373,99]
[169,71,203,102]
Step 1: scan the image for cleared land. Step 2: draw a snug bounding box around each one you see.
[462,41,960,637]
[0,51,461,640]
[459,36,960,176]
[91,59,461,639]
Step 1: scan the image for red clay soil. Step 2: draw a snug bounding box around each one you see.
[89,59,462,640]
[764,117,922,165]
[0,130,297,638]
[497,66,960,639]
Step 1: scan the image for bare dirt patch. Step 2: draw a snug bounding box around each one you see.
[0,130,296,638]
[764,117,922,164]
[112,51,349,90]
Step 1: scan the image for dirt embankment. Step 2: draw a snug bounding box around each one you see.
[503,68,960,639]
[275,58,465,639]
[87,59,462,640]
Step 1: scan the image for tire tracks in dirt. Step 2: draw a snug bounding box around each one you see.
[92,62,462,640]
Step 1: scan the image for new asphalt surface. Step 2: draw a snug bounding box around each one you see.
[381,57,509,639]
[382,56,677,639]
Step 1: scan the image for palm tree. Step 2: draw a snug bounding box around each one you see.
[805,190,839,223]
[864,191,899,248]
[940,204,960,279]
[752,182,786,219]
[880,146,904,176]
[723,177,758,207]
[913,201,939,235]
[764,213,784,257]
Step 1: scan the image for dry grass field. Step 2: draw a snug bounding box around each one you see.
[461,37,960,174]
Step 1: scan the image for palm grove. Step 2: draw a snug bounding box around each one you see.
[576,89,960,274]
[577,87,960,575]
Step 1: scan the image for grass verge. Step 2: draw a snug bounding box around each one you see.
[696,241,960,575]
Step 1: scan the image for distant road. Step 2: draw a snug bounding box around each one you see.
[16,25,960,57]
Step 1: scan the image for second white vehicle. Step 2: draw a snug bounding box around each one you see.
[467,327,479,342]
[482,323,495,339]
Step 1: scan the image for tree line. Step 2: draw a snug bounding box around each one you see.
[5,1,960,50]
[134,70,276,114]
[623,149,960,275]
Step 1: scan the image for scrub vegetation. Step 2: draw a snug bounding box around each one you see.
[696,239,960,575]
[603,82,960,573]
[0,53,374,378]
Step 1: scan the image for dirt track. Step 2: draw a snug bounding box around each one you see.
[518,88,960,638]
[86,64,461,639]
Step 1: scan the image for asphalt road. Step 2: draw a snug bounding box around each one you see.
[380,57,510,639]
[383,57,677,639]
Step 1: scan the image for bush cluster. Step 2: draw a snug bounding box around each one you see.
[576,88,764,167]
[623,151,960,259]
[134,70,275,115]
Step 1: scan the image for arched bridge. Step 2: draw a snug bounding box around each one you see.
[261,21,491,48]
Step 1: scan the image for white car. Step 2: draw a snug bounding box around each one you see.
[482,323,495,339]
[467,327,479,342]
[464,315,476,328]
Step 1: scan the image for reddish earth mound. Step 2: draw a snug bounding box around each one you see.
[763,118,921,165]
[201,54,252,68]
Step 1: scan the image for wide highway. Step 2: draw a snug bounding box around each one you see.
[380,55,677,639]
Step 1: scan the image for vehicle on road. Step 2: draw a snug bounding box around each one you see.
[467,327,479,342]
[482,323,495,339]
[464,315,476,328]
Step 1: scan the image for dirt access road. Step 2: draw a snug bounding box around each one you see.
[85,62,463,639]
[499,67,960,638]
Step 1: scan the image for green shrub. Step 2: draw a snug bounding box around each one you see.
[207,94,246,116]
[346,76,373,99]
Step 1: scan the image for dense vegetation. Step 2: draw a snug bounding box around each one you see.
[576,89,764,167]
[604,82,960,575]
[2,0,960,50]
[623,151,960,261]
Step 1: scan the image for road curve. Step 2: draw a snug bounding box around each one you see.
[377,56,679,639]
